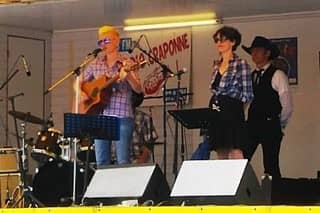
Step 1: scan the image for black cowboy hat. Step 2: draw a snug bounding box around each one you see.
[242,36,280,59]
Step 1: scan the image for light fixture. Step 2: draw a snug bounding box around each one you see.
[123,13,220,31]
[0,0,39,4]
[0,0,78,5]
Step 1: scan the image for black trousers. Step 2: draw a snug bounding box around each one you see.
[245,119,283,178]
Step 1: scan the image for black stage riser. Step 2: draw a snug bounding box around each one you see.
[262,177,320,205]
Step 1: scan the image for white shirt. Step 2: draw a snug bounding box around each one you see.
[259,63,293,128]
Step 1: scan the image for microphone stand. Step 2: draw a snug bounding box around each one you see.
[8,94,24,149]
[172,71,186,179]
[0,55,43,207]
[0,55,22,90]
[44,49,100,205]
[136,46,174,177]
[44,52,99,95]
[0,55,24,147]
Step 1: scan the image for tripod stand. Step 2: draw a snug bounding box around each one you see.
[6,122,44,208]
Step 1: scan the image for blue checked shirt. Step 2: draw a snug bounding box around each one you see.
[210,53,253,103]
[83,54,134,118]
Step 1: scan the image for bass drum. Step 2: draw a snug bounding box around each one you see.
[32,160,93,206]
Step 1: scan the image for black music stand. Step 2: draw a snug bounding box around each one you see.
[168,108,217,129]
[63,113,120,204]
[64,113,120,140]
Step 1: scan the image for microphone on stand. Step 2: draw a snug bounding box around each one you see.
[91,48,102,57]
[128,35,144,54]
[87,48,102,58]
[77,48,102,72]
[177,67,188,75]
[170,68,188,77]
[46,112,54,128]
[21,55,31,76]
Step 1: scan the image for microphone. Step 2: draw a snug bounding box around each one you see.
[91,48,102,57]
[47,112,54,128]
[170,68,188,77]
[128,35,144,54]
[21,55,31,76]
[177,67,188,75]
[76,48,103,73]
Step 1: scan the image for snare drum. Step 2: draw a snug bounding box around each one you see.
[31,128,62,163]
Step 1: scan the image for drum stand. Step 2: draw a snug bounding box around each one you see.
[9,122,44,207]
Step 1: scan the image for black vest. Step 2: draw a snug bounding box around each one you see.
[248,65,282,122]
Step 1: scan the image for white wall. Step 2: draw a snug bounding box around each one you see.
[51,12,320,184]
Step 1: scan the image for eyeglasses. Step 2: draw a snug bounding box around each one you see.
[97,38,111,47]
[213,36,228,43]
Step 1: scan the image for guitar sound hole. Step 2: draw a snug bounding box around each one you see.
[92,88,99,97]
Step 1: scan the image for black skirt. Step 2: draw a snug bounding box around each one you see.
[208,95,246,151]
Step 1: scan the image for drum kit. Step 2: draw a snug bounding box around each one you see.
[4,110,95,207]
[7,110,90,165]
[3,108,162,207]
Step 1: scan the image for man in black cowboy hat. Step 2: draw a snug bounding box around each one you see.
[242,36,293,178]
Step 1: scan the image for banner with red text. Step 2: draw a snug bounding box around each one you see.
[122,28,192,106]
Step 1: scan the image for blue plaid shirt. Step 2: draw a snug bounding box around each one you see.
[210,53,253,103]
[83,54,134,118]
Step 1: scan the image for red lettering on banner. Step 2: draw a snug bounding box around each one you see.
[138,53,145,63]
[152,47,159,62]
[130,33,190,62]
[162,42,169,59]
[176,36,183,52]
[129,54,146,64]
[182,33,190,49]
[148,50,154,64]
[158,45,164,61]
[168,40,176,55]
[129,56,136,62]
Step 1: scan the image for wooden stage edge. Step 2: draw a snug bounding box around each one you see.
[1,206,320,213]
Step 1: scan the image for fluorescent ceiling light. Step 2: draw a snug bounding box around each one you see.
[124,13,219,31]
[0,0,78,5]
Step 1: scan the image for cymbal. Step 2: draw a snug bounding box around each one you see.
[9,110,44,124]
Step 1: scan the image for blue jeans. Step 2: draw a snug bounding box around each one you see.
[94,117,134,165]
[190,140,211,160]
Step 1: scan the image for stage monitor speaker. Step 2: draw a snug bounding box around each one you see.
[170,159,265,205]
[83,164,170,205]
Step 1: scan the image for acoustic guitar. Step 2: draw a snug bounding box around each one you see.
[80,60,147,114]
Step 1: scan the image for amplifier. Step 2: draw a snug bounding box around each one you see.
[0,148,19,172]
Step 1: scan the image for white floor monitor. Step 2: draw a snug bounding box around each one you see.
[83,164,170,205]
[171,159,265,205]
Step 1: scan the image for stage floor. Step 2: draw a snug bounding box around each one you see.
[2,206,320,213]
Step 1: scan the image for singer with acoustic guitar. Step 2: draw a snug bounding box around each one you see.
[79,25,143,166]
